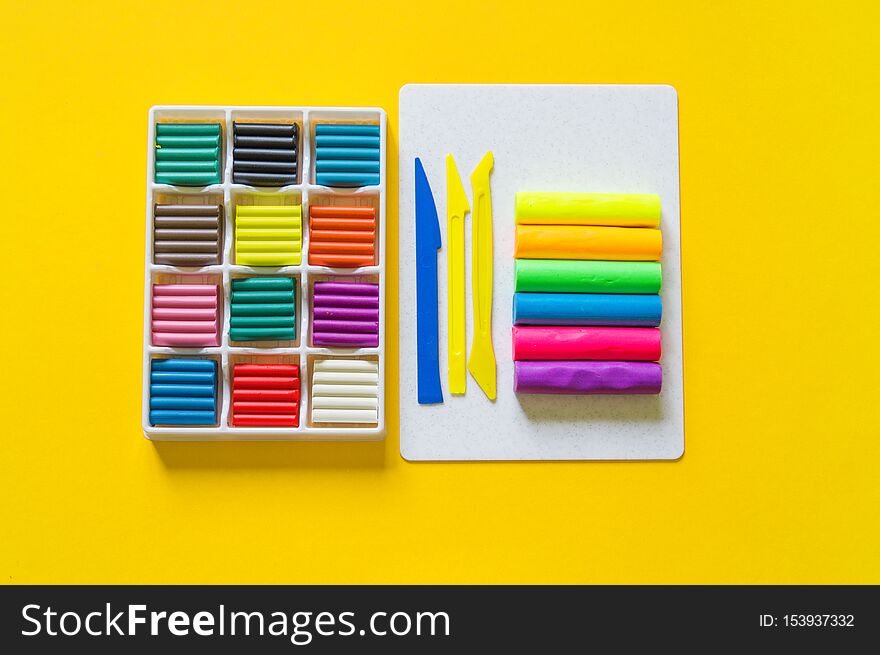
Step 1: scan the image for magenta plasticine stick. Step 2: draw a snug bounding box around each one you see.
[313,332,379,347]
[514,361,662,394]
[313,294,379,309]
[314,282,379,296]
[313,319,379,334]
[512,326,660,361]
[313,306,379,321]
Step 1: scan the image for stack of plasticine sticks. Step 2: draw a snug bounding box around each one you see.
[512,192,664,395]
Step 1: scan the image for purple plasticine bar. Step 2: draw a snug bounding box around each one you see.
[313,306,379,321]
[514,361,662,395]
[313,319,379,334]
[313,294,380,308]
[313,332,379,347]
[313,282,379,296]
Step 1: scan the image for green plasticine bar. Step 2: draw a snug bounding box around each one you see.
[156,135,220,149]
[155,172,221,186]
[231,290,295,304]
[230,302,295,316]
[514,259,662,294]
[155,160,219,173]
[155,147,220,161]
[230,327,297,341]
[230,315,297,328]
[231,277,294,291]
[156,123,221,136]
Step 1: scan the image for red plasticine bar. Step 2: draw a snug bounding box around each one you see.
[233,415,298,427]
[231,363,300,427]
[512,326,661,361]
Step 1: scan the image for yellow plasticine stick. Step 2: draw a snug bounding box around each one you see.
[514,192,661,228]
[236,205,302,217]
[514,224,662,261]
[235,217,301,229]
[467,152,497,400]
[446,154,470,395]
[234,241,301,253]
[235,253,301,266]
[236,228,302,240]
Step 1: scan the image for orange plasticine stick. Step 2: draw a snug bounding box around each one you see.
[514,225,662,261]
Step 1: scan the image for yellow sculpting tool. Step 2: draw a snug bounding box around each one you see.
[446,154,470,395]
[467,151,497,400]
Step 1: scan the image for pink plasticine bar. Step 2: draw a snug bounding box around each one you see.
[152,332,219,347]
[152,320,218,334]
[152,307,217,320]
[512,326,661,361]
[152,284,218,296]
[152,295,217,308]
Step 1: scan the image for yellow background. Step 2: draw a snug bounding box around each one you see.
[1,0,878,584]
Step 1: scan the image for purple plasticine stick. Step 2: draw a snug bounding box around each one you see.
[313,332,379,347]
[313,319,379,334]
[313,282,379,296]
[313,306,379,321]
[514,361,661,395]
[313,294,380,309]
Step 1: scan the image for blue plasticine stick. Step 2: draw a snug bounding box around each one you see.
[150,410,216,426]
[150,384,215,398]
[316,124,380,136]
[150,370,216,385]
[151,358,216,372]
[316,173,380,187]
[316,147,380,161]
[150,396,216,411]
[314,135,380,148]
[315,160,381,174]
[513,293,662,327]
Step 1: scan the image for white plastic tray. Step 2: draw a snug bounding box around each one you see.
[142,105,387,441]
[399,84,683,460]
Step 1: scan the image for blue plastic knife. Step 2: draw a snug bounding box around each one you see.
[415,157,443,404]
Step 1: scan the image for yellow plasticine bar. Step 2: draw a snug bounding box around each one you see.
[235,217,301,229]
[235,241,301,253]
[236,205,302,217]
[236,253,302,266]
[515,192,661,228]
[237,228,302,240]
[514,225,662,261]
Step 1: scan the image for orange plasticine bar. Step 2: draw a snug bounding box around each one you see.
[309,254,375,267]
[309,206,375,219]
[514,225,662,261]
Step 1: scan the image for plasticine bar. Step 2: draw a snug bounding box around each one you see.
[232,277,294,291]
[311,396,378,409]
[310,206,376,218]
[514,361,662,394]
[314,359,378,372]
[233,135,296,149]
[155,172,220,186]
[514,192,661,228]
[313,294,379,308]
[234,160,297,173]
[152,320,218,334]
[316,147,381,161]
[153,295,217,309]
[154,254,219,266]
[234,364,298,376]
[233,389,300,402]
[315,134,380,148]
[312,409,378,423]
[234,376,298,389]
[150,371,216,385]
[154,240,219,253]
[155,147,220,161]
[313,307,379,321]
[150,410,216,425]
[233,174,298,186]
[512,326,661,361]
[316,160,381,173]
[153,284,217,296]
[234,415,298,427]
[515,259,662,294]
[316,173,381,187]
[230,303,295,316]
[150,384,215,397]
[230,316,296,328]
[513,293,661,326]
[231,290,295,303]
[156,123,220,136]
[316,124,380,136]
[153,307,218,321]
[515,225,662,261]
[313,319,379,333]
[314,282,379,296]
[154,204,220,217]
[313,371,378,384]
[312,384,378,397]
[156,135,220,149]
[151,358,216,372]
[234,148,297,161]
[309,241,374,254]
[234,123,297,137]
[150,396,216,411]
[229,328,296,341]
[235,253,302,266]
[309,255,375,267]
[313,332,379,347]
[152,333,219,347]
[310,229,375,243]
[155,160,218,173]
[237,205,301,217]
[233,401,298,414]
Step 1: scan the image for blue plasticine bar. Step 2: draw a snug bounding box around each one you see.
[150,410,216,425]
[150,370,216,385]
[316,173,380,187]
[314,134,380,148]
[151,358,216,372]
[513,293,662,327]
[150,396,216,411]
[150,384,215,398]
[315,160,381,173]
[316,124,380,136]
[316,147,380,161]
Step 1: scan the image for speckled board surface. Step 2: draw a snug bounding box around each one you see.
[398,84,683,461]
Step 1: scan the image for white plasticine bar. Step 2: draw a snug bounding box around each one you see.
[312,409,378,424]
[312,384,379,397]
[312,371,379,385]
[311,396,379,409]
[142,105,387,441]
[313,359,378,373]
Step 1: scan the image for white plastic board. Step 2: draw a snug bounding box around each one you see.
[398,84,683,461]
[143,105,386,441]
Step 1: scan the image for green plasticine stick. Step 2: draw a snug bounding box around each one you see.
[230,327,296,341]
[514,259,662,294]
[155,147,220,161]
[156,123,221,136]
[230,315,297,328]
[231,277,294,291]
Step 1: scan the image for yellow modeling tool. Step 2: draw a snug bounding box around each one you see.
[467,152,496,400]
[446,154,470,395]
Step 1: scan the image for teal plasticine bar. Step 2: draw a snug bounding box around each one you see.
[150,370,216,385]
[316,147,380,161]
[513,292,662,326]
[316,124,380,136]
[156,135,220,148]
[155,160,218,173]
[151,358,215,372]
[230,302,296,316]
[315,160,381,173]
[316,173,380,187]
[231,277,294,291]
[155,147,220,161]
[155,172,221,186]
[150,410,216,425]
[150,384,215,397]
[229,327,296,341]
[314,134,380,148]
[150,396,216,411]
[230,315,297,328]
[231,290,295,304]
[156,123,220,136]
